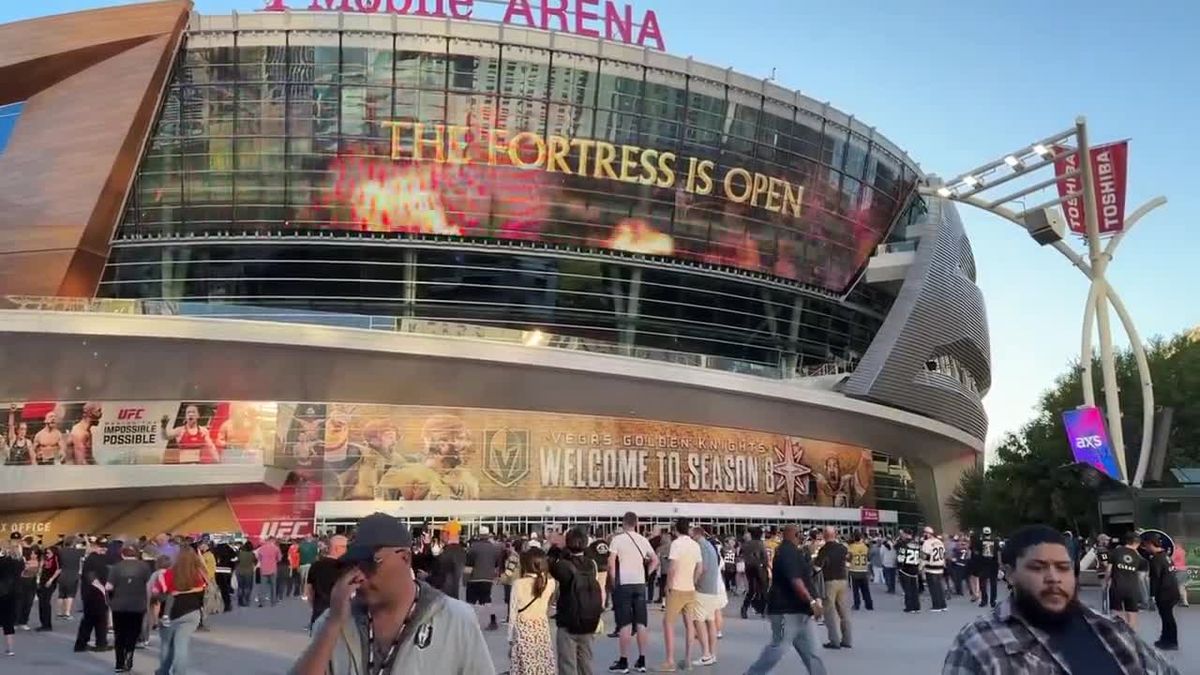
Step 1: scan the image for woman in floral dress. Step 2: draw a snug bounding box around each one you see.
[508,548,557,675]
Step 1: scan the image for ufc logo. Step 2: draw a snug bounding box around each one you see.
[118,408,146,420]
[1074,435,1104,450]
[259,521,310,539]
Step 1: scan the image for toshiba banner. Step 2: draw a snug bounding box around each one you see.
[1054,141,1129,235]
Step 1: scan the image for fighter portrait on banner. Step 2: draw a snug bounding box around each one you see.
[161,403,218,464]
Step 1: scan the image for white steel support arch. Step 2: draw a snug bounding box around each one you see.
[919,118,1165,487]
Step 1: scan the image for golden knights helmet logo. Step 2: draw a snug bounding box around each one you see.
[483,428,531,488]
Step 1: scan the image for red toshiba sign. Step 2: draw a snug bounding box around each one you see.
[1053,141,1129,236]
[261,0,667,51]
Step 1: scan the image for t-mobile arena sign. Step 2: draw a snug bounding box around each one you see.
[1062,406,1122,481]
[261,0,667,51]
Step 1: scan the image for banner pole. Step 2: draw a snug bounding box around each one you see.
[1076,117,1128,484]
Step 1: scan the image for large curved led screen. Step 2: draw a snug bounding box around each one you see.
[124,36,916,294]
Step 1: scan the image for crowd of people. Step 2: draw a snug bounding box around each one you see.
[0,529,320,673]
[0,516,1190,675]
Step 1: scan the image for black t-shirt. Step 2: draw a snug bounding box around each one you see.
[0,555,22,596]
[434,543,467,595]
[213,543,238,571]
[411,545,436,580]
[58,547,85,582]
[1149,551,1180,605]
[1095,547,1111,577]
[82,552,110,585]
[585,540,610,574]
[741,539,766,568]
[973,537,1000,566]
[1109,547,1145,591]
[307,556,342,610]
[466,539,502,583]
[1044,610,1123,675]
[815,541,848,581]
[765,541,814,616]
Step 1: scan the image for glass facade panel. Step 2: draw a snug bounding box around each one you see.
[107,29,919,371]
[0,102,26,156]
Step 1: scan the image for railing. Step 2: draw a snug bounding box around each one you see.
[0,296,852,382]
[875,239,920,255]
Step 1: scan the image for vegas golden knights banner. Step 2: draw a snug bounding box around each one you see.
[274,403,875,508]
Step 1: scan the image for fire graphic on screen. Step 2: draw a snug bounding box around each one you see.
[330,157,550,239]
[316,115,903,293]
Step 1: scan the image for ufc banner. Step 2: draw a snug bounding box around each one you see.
[2,400,276,465]
[227,480,323,544]
[1054,141,1129,235]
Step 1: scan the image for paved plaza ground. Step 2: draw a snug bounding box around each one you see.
[7,585,1195,674]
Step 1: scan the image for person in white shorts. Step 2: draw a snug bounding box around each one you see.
[688,525,724,667]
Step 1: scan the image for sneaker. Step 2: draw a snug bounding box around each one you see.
[4,650,13,657]
[607,628,620,638]
[634,655,647,673]
[653,662,676,673]
[716,631,722,639]
[35,627,53,632]
[691,655,716,667]
[840,642,852,649]
[609,657,630,673]
[821,642,841,650]
[18,625,30,632]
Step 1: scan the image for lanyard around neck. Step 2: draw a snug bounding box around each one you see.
[365,582,419,675]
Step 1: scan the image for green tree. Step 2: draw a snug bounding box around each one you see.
[949,329,1200,534]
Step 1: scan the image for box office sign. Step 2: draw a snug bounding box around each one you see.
[275,403,876,508]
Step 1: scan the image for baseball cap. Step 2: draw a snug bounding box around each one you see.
[982,526,992,535]
[344,513,413,563]
[923,526,934,535]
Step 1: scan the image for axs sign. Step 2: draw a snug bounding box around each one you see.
[1061,406,1122,481]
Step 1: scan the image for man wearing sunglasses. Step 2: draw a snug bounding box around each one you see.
[289,513,495,675]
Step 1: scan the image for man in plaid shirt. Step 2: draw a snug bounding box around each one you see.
[942,525,1179,675]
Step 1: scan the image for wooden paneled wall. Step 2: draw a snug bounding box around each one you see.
[0,1,192,297]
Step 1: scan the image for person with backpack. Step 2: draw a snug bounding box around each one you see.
[549,527,604,675]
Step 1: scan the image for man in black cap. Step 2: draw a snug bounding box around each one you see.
[289,513,494,675]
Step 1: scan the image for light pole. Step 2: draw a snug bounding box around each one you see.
[918,116,1166,487]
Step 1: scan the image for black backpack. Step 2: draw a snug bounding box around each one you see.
[558,557,602,635]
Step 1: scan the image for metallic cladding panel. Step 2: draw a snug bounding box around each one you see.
[843,199,991,443]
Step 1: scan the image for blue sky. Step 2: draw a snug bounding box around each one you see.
[6,1,1199,455]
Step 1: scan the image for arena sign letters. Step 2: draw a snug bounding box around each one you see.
[382,122,806,219]
[261,0,667,51]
